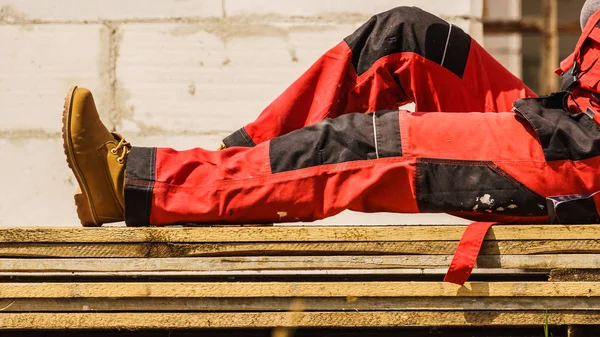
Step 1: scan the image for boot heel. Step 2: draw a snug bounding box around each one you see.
[74,192,101,227]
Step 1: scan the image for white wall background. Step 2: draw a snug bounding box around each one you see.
[483,0,522,77]
[0,0,488,226]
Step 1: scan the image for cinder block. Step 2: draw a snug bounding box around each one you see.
[128,134,229,150]
[484,35,522,77]
[0,138,80,226]
[481,0,521,76]
[225,0,481,18]
[0,24,111,132]
[116,22,358,134]
[0,0,223,21]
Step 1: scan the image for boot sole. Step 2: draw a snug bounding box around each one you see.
[62,86,102,227]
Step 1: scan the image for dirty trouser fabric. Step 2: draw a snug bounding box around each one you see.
[123,6,539,226]
[125,102,600,226]
[222,6,536,148]
[123,6,600,227]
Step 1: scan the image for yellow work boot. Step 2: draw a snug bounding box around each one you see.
[62,86,131,227]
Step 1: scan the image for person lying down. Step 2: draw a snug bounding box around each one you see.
[63,2,600,228]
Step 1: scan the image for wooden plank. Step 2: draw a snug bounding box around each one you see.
[550,269,600,282]
[483,17,543,33]
[1,311,600,328]
[0,269,548,278]
[2,240,600,257]
[1,296,599,312]
[539,0,559,94]
[0,255,598,272]
[2,225,600,243]
[0,282,598,298]
[0,243,152,258]
[482,18,581,34]
[483,19,581,34]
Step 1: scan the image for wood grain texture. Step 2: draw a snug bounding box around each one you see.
[550,269,600,282]
[1,296,598,312]
[0,311,599,328]
[1,225,600,243]
[0,282,597,298]
[0,255,597,272]
[1,240,600,257]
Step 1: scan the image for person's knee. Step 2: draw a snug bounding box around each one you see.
[269,111,402,173]
[344,6,456,76]
[373,6,442,28]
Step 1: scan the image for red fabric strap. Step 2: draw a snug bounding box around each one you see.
[444,222,496,285]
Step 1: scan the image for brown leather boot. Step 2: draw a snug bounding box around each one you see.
[62,86,131,227]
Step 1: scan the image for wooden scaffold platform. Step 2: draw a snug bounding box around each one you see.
[0,225,598,336]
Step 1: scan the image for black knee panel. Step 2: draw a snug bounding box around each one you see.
[269,110,401,173]
[344,6,471,78]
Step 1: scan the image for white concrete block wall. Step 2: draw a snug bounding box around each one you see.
[225,0,479,17]
[0,0,482,226]
[483,0,522,78]
[117,23,362,136]
[0,0,224,21]
[0,24,111,131]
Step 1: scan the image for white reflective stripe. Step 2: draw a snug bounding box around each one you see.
[441,23,452,67]
[372,112,380,159]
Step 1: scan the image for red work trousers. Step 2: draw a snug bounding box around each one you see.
[124,6,600,227]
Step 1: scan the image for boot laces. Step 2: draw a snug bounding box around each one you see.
[110,132,131,164]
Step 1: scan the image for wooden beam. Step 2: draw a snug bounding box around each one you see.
[0,311,599,329]
[0,254,597,272]
[551,269,600,282]
[2,240,600,257]
[2,225,600,243]
[483,19,581,34]
[0,270,548,278]
[539,0,559,94]
[1,296,598,312]
[484,17,543,33]
[0,282,597,298]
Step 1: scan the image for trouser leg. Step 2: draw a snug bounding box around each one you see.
[124,108,600,226]
[223,6,536,148]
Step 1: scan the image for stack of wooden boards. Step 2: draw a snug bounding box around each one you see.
[0,225,599,335]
